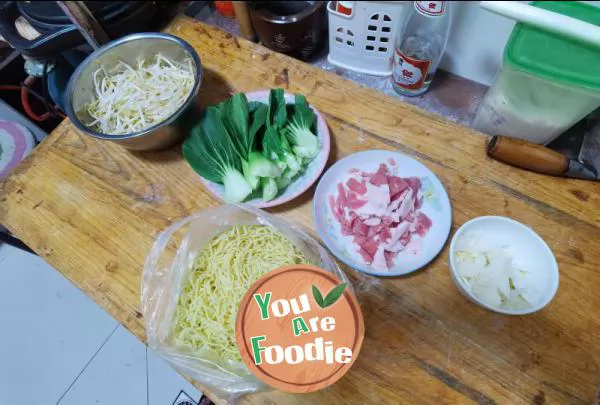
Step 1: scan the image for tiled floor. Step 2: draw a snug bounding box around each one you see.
[0,244,203,405]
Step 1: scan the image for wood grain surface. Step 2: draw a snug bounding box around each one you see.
[2,16,600,404]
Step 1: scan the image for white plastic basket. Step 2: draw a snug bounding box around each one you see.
[327,1,410,76]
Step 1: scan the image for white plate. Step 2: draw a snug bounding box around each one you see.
[313,150,452,276]
[198,90,330,208]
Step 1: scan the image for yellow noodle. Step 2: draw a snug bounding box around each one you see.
[170,225,308,363]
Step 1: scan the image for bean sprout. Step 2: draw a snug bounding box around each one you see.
[86,54,194,135]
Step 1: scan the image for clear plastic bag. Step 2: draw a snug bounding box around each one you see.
[141,204,348,400]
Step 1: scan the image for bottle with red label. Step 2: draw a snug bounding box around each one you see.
[391,1,452,96]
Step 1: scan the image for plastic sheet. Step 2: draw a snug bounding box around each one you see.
[141,204,347,399]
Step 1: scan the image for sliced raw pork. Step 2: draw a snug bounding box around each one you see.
[329,163,434,271]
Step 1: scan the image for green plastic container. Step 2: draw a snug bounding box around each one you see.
[473,1,600,144]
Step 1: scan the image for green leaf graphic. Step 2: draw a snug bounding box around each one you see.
[322,283,347,308]
[312,285,324,308]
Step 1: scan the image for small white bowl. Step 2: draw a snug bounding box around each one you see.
[449,216,559,315]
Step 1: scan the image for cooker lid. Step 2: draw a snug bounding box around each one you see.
[18,1,138,31]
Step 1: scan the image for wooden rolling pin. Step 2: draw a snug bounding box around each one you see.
[486,136,568,175]
[486,136,598,180]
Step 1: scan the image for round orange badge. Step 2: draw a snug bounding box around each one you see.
[235,265,364,393]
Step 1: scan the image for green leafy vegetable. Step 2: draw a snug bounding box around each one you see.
[293,94,316,129]
[287,127,320,158]
[261,177,278,201]
[268,88,287,127]
[222,170,253,203]
[262,92,305,182]
[275,175,292,189]
[283,94,320,158]
[220,94,278,186]
[241,159,259,190]
[183,107,252,203]
[220,93,250,159]
[248,151,280,178]
[262,124,298,175]
[248,100,266,113]
[245,102,270,189]
[282,166,300,181]
[248,103,268,141]
[183,89,321,203]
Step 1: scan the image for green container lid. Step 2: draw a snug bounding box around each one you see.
[504,1,600,91]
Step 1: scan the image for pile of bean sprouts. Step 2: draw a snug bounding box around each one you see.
[86,54,194,135]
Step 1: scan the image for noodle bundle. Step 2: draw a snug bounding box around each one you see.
[170,224,308,363]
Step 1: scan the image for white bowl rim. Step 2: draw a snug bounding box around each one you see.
[448,215,559,315]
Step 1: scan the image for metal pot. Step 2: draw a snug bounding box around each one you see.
[65,32,203,152]
[250,1,326,61]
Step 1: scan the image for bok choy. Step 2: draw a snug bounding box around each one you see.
[183,88,322,203]
[283,94,320,159]
[220,93,279,187]
[182,107,252,203]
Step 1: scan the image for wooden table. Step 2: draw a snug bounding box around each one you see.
[2,16,600,404]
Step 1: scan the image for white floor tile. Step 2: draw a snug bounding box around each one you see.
[0,245,118,405]
[147,349,201,405]
[58,326,147,405]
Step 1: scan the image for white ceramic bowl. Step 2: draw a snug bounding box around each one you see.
[313,150,452,276]
[198,90,330,208]
[448,216,559,315]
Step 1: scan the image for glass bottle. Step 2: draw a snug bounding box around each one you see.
[391,1,452,96]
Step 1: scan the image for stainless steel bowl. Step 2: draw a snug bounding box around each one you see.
[66,32,203,151]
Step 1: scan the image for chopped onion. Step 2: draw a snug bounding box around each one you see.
[455,233,539,309]
[86,54,194,135]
